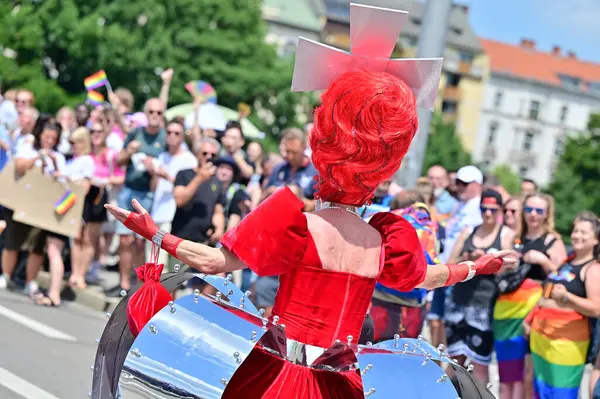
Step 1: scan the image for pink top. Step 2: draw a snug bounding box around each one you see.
[91,148,124,179]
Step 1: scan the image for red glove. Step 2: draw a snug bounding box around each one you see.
[123,211,183,257]
[444,254,503,286]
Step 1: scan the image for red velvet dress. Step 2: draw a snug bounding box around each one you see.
[219,188,427,398]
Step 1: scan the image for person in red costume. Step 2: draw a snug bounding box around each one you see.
[106,6,516,399]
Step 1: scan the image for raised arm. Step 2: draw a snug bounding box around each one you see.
[105,199,245,274]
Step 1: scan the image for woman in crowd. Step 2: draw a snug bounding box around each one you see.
[524,211,600,399]
[503,197,521,232]
[493,193,567,399]
[62,127,97,290]
[444,189,515,384]
[88,120,124,274]
[13,121,67,306]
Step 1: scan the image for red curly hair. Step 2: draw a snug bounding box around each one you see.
[311,69,418,206]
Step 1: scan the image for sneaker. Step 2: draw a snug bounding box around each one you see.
[104,285,129,298]
[0,274,7,290]
[23,280,40,297]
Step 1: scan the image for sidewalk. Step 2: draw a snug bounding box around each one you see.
[36,268,122,313]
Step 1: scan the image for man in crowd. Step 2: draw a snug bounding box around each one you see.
[111,97,166,296]
[266,128,317,210]
[427,164,459,226]
[427,165,484,348]
[220,121,254,182]
[521,178,537,196]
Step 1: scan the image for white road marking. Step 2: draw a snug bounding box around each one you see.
[0,367,60,399]
[0,305,76,342]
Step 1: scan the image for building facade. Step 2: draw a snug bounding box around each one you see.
[474,39,600,187]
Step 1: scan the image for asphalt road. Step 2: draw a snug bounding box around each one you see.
[0,289,107,399]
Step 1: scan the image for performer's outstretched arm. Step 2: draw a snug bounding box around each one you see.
[415,251,517,290]
[105,200,245,274]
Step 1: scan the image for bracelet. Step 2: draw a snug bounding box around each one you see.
[152,230,166,248]
[561,294,569,305]
[462,261,476,282]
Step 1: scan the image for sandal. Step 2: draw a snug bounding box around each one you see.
[35,294,61,307]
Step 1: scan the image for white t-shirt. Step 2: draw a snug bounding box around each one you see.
[15,142,67,176]
[151,150,198,223]
[106,132,124,152]
[64,155,95,181]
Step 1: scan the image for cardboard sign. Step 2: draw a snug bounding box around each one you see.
[8,167,86,237]
[0,161,22,210]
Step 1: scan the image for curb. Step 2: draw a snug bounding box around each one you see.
[36,271,120,313]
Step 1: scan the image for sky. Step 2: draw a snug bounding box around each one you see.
[462,0,600,63]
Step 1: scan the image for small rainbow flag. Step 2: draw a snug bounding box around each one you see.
[54,190,77,215]
[185,80,217,104]
[84,70,109,90]
[87,90,104,106]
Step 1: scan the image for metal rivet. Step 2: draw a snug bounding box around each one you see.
[347,335,353,345]
[199,273,206,279]
[148,324,157,334]
[227,274,233,281]
[437,344,446,352]
[365,388,376,397]
[95,338,100,343]
[88,393,92,398]
[394,333,400,347]
[361,363,373,375]
[173,264,181,272]
[366,341,373,346]
[250,331,257,342]
[105,312,111,318]
[486,382,493,389]
[245,290,251,298]
[467,364,475,372]
[220,378,228,386]
[130,348,141,357]
[239,304,244,309]
[169,301,176,314]
[233,351,241,364]
[280,324,285,329]
[120,290,127,297]
[422,352,433,366]
[335,339,341,344]
[89,365,94,371]
[273,315,279,325]
[259,308,265,315]
[437,373,448,383]
[227,289,234,297]
[403,343,409,353]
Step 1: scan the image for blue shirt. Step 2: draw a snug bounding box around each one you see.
[0,125,10,172]
[267,160,318,199]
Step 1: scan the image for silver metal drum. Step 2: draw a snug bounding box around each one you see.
[118,293,267,399]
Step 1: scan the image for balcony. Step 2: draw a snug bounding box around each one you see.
[483,145,496,160]
[443,86,461,101]
[509,151,538,168]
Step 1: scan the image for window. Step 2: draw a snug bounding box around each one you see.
[559,105,568,123]
[441,100,457,114]
[487,121,498,144]
[559,74,581,89]
[493,91,503,109]
[519,166,529,177]
[529,100,540,120]
[447,72,461,87]
[522,130,535,151]
[554,137,565,156]
[459,52,473,62]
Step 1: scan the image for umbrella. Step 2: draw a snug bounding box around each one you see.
[165,103,263,139]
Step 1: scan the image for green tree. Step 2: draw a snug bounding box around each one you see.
[0,0,298,123]
[548,113,600,237]
[423,113,472,171]
[490,164,521,195]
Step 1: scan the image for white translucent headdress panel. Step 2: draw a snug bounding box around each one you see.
[291,3,443,111]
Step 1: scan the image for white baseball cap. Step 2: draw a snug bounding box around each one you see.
[456,165,483,184]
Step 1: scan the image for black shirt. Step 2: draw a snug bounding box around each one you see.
[171,170,226,243]
[228,188,250,217]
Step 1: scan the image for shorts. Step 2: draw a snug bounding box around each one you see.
[115,186,153,236]
[427,286,447,320]
[446,320,494,365]
[83,186,107,223]
[254,275,279,308]
[2,208,45,255]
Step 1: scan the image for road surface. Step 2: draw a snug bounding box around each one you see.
[0,289,106,399]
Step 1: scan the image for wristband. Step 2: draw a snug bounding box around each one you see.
[463,261,476,282]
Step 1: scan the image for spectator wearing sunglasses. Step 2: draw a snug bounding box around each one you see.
[444,189,515,384]
[502,197,521,232]
[108,98,166,297]
[145,119,197,267]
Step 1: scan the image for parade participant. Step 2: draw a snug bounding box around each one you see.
[104,5,516,398]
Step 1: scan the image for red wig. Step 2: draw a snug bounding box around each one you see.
[311,69,418,206]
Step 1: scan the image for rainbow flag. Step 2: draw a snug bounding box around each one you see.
[530,307,589,398]
[86,90,104,106]
[54,190,77,215]
[84,70,109,90]
[185,80,217,104]
[493,279,542,383]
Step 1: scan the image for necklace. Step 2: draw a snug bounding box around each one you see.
[315,200,363,218]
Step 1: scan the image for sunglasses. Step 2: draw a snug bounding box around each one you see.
[480,206,499,214]
[504,209,518,215]
[203,152,216,157]
[524,206,546,215]
[167,130,182,136]
[148,110,163,116]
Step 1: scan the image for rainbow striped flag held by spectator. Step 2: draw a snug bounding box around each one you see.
[86,90,104,106]
[84,70,109,90]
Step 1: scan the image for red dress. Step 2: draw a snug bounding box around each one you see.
[219,188,427,398]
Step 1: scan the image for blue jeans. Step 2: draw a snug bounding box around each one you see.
[427,286,447,320]
[115,186,153,236]
[594,379,600,399]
